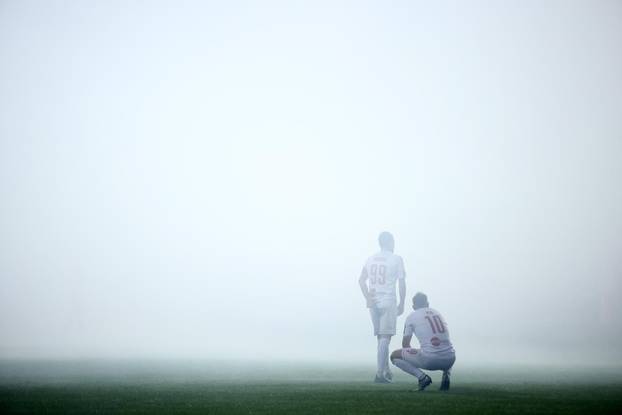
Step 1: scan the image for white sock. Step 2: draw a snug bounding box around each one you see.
[392,358,426,380]
[377,337,390,376]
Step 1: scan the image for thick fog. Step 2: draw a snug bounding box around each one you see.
[1,1,621,365]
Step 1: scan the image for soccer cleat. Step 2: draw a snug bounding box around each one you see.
[440,372,450,391]
[417,374,432,391]
[384,370,393,381]
[374,374,392,384]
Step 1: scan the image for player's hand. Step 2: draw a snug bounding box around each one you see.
[365,289,376,308]
[365,290,376,308]
[397,303,404,316]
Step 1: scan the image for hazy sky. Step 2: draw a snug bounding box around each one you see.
[1,0,621,365]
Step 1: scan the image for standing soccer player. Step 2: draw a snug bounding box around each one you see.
[359,231,407,383]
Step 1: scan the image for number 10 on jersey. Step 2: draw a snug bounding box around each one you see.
[425,315,446,333]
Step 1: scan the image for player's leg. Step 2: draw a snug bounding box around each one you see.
[390,348,432,391]
[375,334,391,383]
[390,349,424,378]
[384,356,393,381]
[440,355,456,391]
[374,305,396,382]
[369,308,389,383]
[382,305,398,380]
[440,369,451,391]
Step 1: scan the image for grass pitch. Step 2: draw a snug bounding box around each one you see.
[1,360,621,414]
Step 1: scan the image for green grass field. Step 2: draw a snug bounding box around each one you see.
[1,360,621,414]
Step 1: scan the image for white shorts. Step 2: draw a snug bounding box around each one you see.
[369,305,397,336]
[401,348,455,371]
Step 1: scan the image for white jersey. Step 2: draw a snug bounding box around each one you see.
[403,307,454,355]
[362,250,406,308]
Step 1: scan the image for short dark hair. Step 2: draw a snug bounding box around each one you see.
[413,292,429,309]
[378,231,394,249]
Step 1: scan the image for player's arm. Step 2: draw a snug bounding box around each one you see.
[358,267,374,308]
[402,333,412,348]
[398,279,406,315]
[402,319,414,348]
[397,256,406,315]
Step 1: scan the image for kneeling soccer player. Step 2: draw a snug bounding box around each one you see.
[391,292,455,391]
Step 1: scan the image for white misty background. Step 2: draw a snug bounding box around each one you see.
[1,0,621,365]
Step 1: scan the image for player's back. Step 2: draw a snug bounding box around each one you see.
[404,307,454,355]
[364,251,405,308]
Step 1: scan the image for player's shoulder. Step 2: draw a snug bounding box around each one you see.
[388,254,405,270]
[411,308,430,320]
[381,251,403,262]
[428,307,446,319]
[385,252,404,263]
[367,251,387,262]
